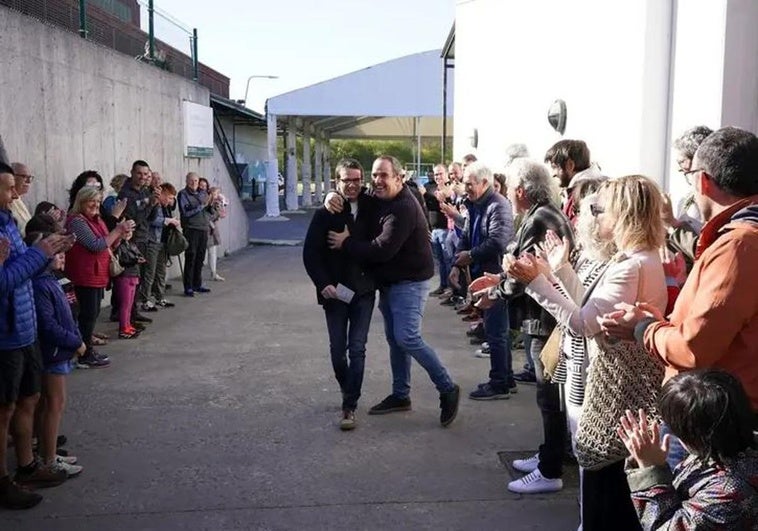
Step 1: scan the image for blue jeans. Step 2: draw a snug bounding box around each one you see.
[430,229,451,289]
[323,292,376,411]
[378,279,455,398]
[483,297,513,390]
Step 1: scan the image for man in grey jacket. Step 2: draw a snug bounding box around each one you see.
[177,172,210,297]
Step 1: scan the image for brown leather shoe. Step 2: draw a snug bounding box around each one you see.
[14,462,66,489]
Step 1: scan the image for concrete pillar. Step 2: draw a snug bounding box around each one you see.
[285,124,298,211]
[314,135,323,204]
[265,112,280,217]
[301,126,312,207]
[322,134,331,193]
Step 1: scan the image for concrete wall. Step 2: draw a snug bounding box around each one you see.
[0,6,247,259]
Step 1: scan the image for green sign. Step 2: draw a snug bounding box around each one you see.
[186,146,213,158]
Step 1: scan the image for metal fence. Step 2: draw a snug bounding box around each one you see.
[0,0,229,97]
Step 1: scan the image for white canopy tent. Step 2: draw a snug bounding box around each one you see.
[262,50,454,216]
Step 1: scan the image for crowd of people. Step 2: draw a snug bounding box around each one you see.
[304,126,758,529]
[0,161,228,509]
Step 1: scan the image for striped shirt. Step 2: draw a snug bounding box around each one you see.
[68,216,108,252]
[551,258,608,406]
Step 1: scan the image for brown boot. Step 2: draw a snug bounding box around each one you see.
[14,460,67,489]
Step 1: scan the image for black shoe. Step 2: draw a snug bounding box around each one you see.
[133,312,153,323]
[56,435,67,448]
[429,286,445,296]
[0,475,42,510]
[469,337,486,345]
[194,286,211,293]
[514,369,537,384]
[439,384,460,427]
[368,395,412,415]
[184,289,195,297]
[469,383,510,401]
[466,323,484,337]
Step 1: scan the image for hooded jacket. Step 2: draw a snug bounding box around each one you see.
[0,209,48,350]
[643,197,758,409]
[32,271,82,366]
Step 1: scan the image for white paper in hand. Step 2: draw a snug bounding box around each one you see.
[336,283,355,304]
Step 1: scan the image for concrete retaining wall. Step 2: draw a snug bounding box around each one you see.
[0,6,248,260]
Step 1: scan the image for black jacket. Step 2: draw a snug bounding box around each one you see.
[424,191,449,230]
[498,201,575,337]
[456,187,514,276]
[303,191,376,305]
[343,185,434,286]
[114,239,143,277]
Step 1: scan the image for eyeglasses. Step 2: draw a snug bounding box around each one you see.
[682,168,703,186]
[589,204,605,217]
[16,174,34,183]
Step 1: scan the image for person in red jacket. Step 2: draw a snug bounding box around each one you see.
[65,186,133,368]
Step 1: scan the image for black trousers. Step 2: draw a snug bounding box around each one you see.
[183,228,208,291]
[583,460,642,531]
[75,286,104,348]
[532,335,566,479]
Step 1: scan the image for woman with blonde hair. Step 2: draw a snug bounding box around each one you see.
[508,175,667,531]
[65,186,133,368]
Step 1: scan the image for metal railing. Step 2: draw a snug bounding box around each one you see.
[0,0,229,97]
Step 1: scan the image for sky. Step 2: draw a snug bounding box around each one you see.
[148,0,455,113]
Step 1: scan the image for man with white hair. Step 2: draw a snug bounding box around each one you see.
[481,158,575,494]
[454,162,514,400]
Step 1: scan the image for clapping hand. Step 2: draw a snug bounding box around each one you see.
[538,230,571,271]
[34,233,76,258]
[112,198,128,219]
[599,302,664,341]
[617,409,669,468]
[508,253,545,284]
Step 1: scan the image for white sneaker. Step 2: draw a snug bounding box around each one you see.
[475,349,491,358]
[512,453,540,473]
[507,469,563,494]
[57,454,77,465]
[51,457,83,478]
[212,273,225,282]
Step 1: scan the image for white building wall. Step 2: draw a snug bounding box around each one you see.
[454,0,758,197]
[454,0,672,181]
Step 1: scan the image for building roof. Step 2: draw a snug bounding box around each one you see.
[266,50,453,139]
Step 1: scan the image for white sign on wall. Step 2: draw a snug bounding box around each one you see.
[183,101,214,158]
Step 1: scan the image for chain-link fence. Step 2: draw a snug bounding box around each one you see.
[0,0,229,97]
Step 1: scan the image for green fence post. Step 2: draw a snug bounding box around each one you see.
[78,0,87,38]
[193,28,199,82]
[148,0,155,59]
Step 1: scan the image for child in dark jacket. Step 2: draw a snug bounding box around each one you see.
[112,227,144,339]
[30,245,85,477]
[619,369,758,529]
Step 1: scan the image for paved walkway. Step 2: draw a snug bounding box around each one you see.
[2,207,580,530]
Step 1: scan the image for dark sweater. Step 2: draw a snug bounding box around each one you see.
[343,185,434,286]
[303,191,376,305]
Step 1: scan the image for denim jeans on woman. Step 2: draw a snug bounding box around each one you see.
[323,292,376,411]
[378,279,455,398]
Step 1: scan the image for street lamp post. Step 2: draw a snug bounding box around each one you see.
[243,75,278,108]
